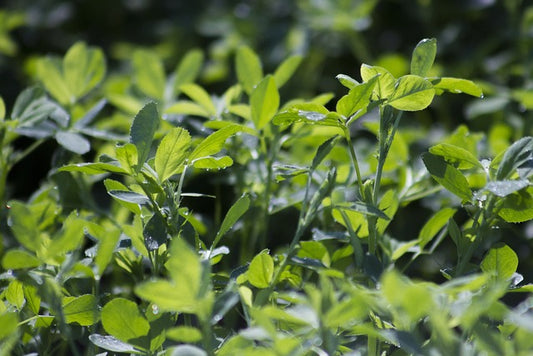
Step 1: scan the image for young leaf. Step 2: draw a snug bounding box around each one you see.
[59,162,127,175]
[115,143,139,174]
[212,194,250,250]
[155,127,191,182]
[480,243,518,280]
[485,180,529,197]
[430,77,483,97]
[498,189,533,223]
[422,153,472,201]
[336,74,359,89]
[6,280,24,309]
[273,55,302,88]
[63,42,106,100]
[248,251,274,289]
[494,137,533,180]
[418,208,456,249]
[360,64,395,99]
[36,58,71,105]
[387,75,435,111]
[166,326,203,343]
[189,124,245,161]
[410,38,437,77]
[55,131,91,155]
[101,298,150,343]
[429,143,483,169]
[192,156,233,169]
[8,201,40,252]
[173,49,204,96]
[130,102,159,169]
[251,75,280,130]
[89,334,140,354]
[12,86,56,127]
[165,101,211,118]
[62,294,98,326]
[132,49,165,100]
[336,76,378,118]
[180,83,216,116]
[235,46,263,95]
[1,249,41,269]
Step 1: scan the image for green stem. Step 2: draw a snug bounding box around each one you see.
[344,129,364,198]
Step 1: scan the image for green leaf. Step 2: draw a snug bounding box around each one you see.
[135,280,200,314]
[418,208,456,249]
[108,190,150,205]
[101,298,150,343]
[512,89,533,109]
[6,280,24,309]
[273,55,302,88]
[166,326,203,343]
[189,124,245,161]
[192,156,233,169]
[180,83,216,116]
[311,136,341,171]
[387,75,435,111]
[23,285,41,314]
[166,238,203,291]
[8,201,40,252]
[336,202,390,220]
[336,76,378,118]
[130,102,159,169]
[336,74,359,89]
[430,77,483,97]
[88,224,121,276]
[143,213,167,251]
[494,137,533,180]
[155,127,191,182]
[273,106,344,128]
[429,143,483,169]
[212,194,250,249]
[12,86,56,127]
[36,57,71,105]
[481,243,518,280]
[235,46,263,95]
[410,38,437,77]
[59,162,127,175]
[0,96,4,120]
[165,101,211,118]
[63,294,98,326]
[55,131,91,155]
[167,345,208,356]
[422,153,472,201]
[173,49,204,96]
[63,42,106,100]
[89,334,141,354]
[485,180,529,197]
[251,75,280,130]
[115,143,139,174]
[45,213,86,258]
[132,49,165,100]
[1,249,41,269]
[498,189,533,223]
[248,251,274,289]
[104,179,141,214]
[0,312,18,339]
[360,64,395,99]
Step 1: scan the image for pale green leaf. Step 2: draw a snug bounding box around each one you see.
[101,298,150,343]
[132,49,165,100]
[410,38,437,77]
[251,75,279,130]
[55,131,91,155]
[174,49,204,95]
[115,143,139,174]
[8,201,40,252]
[248,251,274,289]
[418,207,456,249]
[6,280,24,309]
[180,83,216,116]
[37,58,71,105]
[336,76,378,118]
[387,75,435,111]
[235,46,263,94]
[63,42,106,100]
[189,124,244,161]
[63,294,98,326]
[498,189,533,223]
[360,64,395,99]
[192,156,233,169]
[166,326,203,343]
[89,334,141,354]
[430,77,483,97]
[1,249,41,269]
[481,243,518,280]
[429,143,483,169]
[155,127,191,182]
[273,55,302,88]
[165,101,211,118]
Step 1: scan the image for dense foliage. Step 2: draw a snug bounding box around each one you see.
[1,1,533,355]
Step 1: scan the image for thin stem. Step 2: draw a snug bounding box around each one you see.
[344,129,364,198]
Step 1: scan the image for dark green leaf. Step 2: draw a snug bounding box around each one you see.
[12,86,55,126]
[130,102,159,169]
[311,136,341,171]
[423,153,472,201]
[212,194,250,249]
[8,201,40,252]
[143,214,168,251]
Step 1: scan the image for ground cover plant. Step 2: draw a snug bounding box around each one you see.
[1,2,533,355]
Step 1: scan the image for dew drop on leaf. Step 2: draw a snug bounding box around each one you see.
[151,304,159,315]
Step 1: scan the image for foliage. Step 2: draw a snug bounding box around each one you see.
[1,1,533,355]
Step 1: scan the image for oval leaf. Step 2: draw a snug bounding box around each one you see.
[388,75,435,111]
[101,298,150,343]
